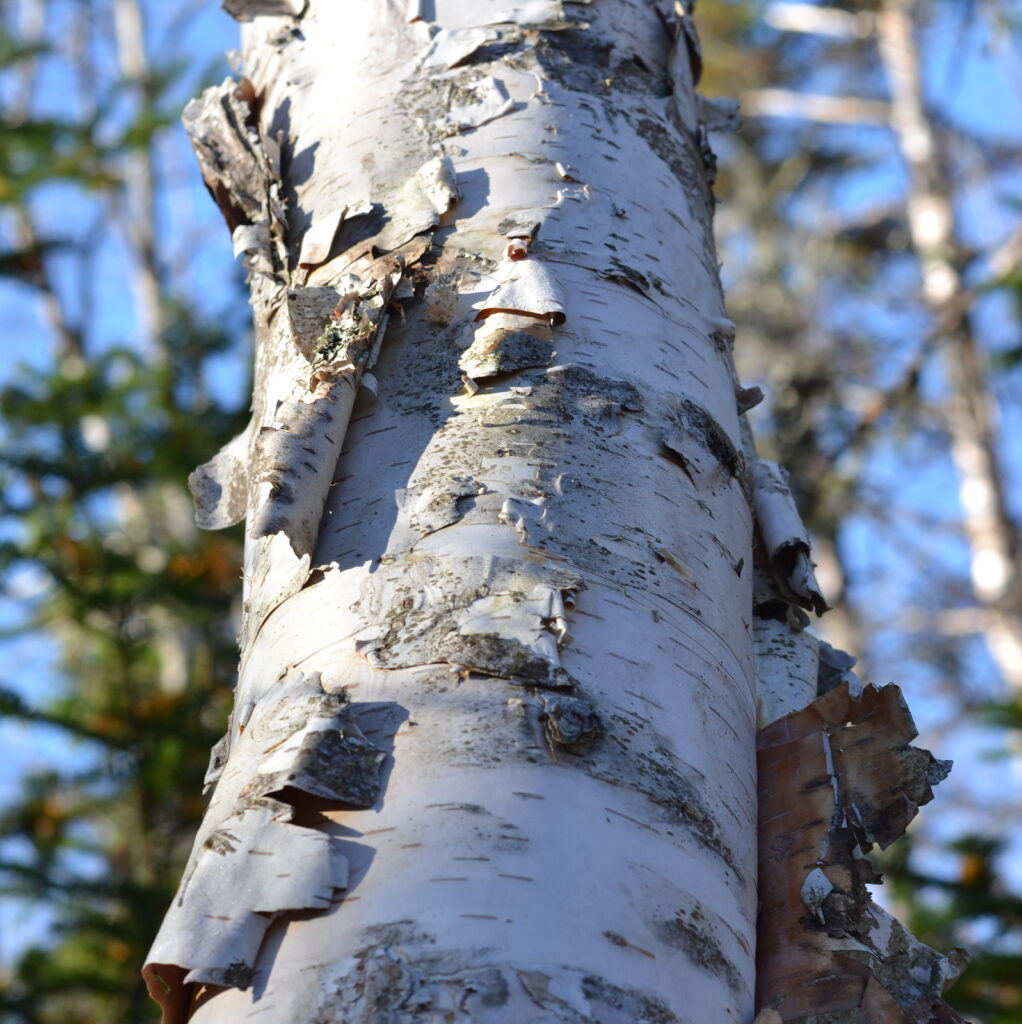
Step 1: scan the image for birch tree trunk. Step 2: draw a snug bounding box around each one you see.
[141,3,960,1022]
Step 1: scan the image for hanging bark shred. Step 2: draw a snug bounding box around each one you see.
[247,263,403,554]
[747,450,963,1020]
[750,459,829,616]
[183,78,281,238]
[756,681,967,1022]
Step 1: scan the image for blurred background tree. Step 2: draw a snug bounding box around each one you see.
[705,1,1022,1020]
[0,1,1019,1022]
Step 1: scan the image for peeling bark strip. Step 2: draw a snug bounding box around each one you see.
[756,682,966,1022]
[750,459,828,616]
[147,2,952,1022]
[144,672,386,1018]
[750,479,830,729]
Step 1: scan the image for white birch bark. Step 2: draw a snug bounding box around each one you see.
[142,3,957,1022]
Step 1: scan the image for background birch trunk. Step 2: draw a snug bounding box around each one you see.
[141,3,955,1022]
[876,0,1022,691]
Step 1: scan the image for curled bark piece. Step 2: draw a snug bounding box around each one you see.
[327,159,458,266]
[757,682,963,1022]
[235,674,388,809]
[254,708,385,807]
[443,76,516,132]
[417,155,460,217]
[143,797,349,1015]
[188,427,253,530]
[473,257,567,326]
[816,639,862,697]
[248,267,400,554]
[751,506,826,729]
[752,563,809,631]
[144,673,386,1022]
[183,79,270,233]
[460,321,555,380]
[249,392,354,551]
[222,0,304,20]
[697,95,741,133]
[506,237,529,260]
[500,493,552,543]
[297,208,345,268]
[359,371,379,401]
[750,459,828,616]
[204,731,230,791]
[421,27,500,69]
[231,222,271,257]
[735,384,764,413]
[235,260,404,652]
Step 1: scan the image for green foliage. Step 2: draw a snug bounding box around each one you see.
[878,831,1022,1023]
[0,115,118,202]
[0,3,243,1020]
[0,26,50,70]
[0,317,245,1024]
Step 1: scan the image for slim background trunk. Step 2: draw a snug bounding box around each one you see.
[877,0,1022,690]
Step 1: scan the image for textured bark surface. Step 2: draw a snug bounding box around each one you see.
[143,3,960,1022]
[145,2,760,1021]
